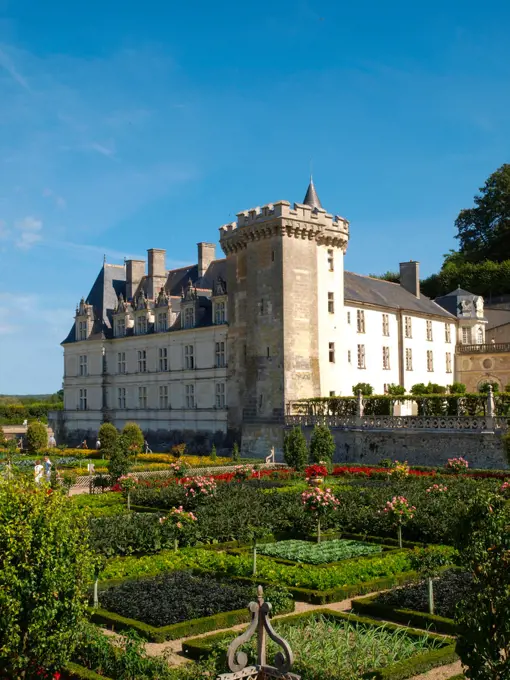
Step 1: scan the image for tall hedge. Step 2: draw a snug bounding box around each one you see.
[98,423,118,452]
[121,422,144,453]
[26,421,48,452]
[283,427,308,471]
[309,424,335,465]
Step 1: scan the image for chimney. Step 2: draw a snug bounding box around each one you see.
[399,261,420,299]
[147,248,167,299]
[197,242,216,278]
[126,259,145,300]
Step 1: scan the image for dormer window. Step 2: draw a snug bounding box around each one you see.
[78,321,87,341]
[136,316,147,335]
[157,312,168,332]
[215,301,226,325]
[116,318,126,337]
[183,307,194,329]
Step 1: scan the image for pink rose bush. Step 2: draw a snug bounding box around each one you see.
[301,486,339,542]
[426,483,448,493]
[446,457,469,473]
[380,496,416,547]
[184,476,217,499]
[160,506,198,550]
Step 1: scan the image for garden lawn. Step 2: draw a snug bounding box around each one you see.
[257,538,382,564]
[101,547,415,591]
[375,569,471,619]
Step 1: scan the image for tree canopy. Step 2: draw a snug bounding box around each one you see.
[455,164,510,263]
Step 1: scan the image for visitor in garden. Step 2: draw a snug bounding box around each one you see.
[95,438,101,450]
[43,456,52,483]
[34,460,43,485]
[48,434,56,448]
[81,439,88,449]
[144,439,152,453]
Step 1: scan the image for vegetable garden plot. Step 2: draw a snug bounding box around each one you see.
[257,538,383,564]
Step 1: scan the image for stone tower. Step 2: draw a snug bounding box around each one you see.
[219,179,349,454]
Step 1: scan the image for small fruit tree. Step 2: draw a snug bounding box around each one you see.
[283,427,308,471]
[107,435,133,483]
[159,506,198,552]
[454,491,510,680]
[0,477,96,677]
[118,474,138,511]
[309,424,335,466]
[380,496,416,548]
[26,421,47,452]
[97,422,118,453]
[409,545,454,614]
[301,486,339,543]
[121,422,144,453]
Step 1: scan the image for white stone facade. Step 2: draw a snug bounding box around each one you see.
[60,180,462,446]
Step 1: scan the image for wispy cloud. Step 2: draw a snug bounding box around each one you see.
[43,188,66,209]
[15,216,43,249]
[90,141,116,157]
[0,46,30,90]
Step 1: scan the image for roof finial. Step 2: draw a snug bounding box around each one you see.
[103,253,106,264]
[303,175,322,209]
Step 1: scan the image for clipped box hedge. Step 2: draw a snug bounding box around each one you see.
[183,609,457,680]
[352,592,456,635]
[62,662,113,680]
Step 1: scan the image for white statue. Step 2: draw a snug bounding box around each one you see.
[475,296,484,316]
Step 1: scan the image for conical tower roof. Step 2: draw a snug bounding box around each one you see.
[303,176,322,209]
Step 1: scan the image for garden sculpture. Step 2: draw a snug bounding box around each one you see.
[216,586,300,680]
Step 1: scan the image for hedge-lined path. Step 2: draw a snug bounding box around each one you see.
[409,661,463,680]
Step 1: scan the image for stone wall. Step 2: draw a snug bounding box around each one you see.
[300,427,508,469]
[456,349,510,392]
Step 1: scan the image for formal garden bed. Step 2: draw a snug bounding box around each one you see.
[255,538,385,564]
[352,569,471,634]
[183,610,457,679]
[92,570,293,641]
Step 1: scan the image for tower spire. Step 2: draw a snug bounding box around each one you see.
[303,175,322,209]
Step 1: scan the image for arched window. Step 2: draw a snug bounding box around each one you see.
[477,327,484,344]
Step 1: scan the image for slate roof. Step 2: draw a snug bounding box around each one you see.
[344,271,455,318]
[434,287,485,320]
[303,177,322,209]
[485,308,510,330]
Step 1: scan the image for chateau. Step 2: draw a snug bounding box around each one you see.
[61,179,488,454]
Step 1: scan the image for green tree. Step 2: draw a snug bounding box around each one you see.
[455,164,510,262]
[210,444,217,461]
[450,382,467,394]
[98,422,118,453]
[352,382,373,396]
[309,424,335,465]
[107,436,132,482]
[0,477,96,678]
[26,421,47,452]
[479,381,499,394]
[283,427,308,471]
[454,491,510,680]
[0,425,6,446]
[121,422,144,453]
[386,384,406,396]
[409,546,454,615]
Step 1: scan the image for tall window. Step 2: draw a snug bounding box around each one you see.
[446,352,452,374]
[137,349,147,373]
[404,316,412,338]
[382,314,390,336]
[347,311,351,324]
[445,323,451,343]
[117,352,126,374]
[159,347,168,371]
[118,387,126,409]
[382,346,390,370]
[477,327,484,344]
[138,386,147,409]
[185,384,195,408]
[136,316,147,335]
[427,350,434,372]
[328,292,335,314]
[215,301,226,324]
[78,321,87,340]
[215,382,225,408]
[357,344,366,369]
[328,342,335,363]
[462,327,471,344]
[426,320,433,341]
[327,249,334,271]
[405,348,413,371]
[357,310,365,333]
[183,307,194,329]
[184,345,194,369]
[159,385,168,408]
[79,388,87,410]
[215,341,225,367]
[79,355,87,376]
[116,318,125,337]
[157,312,167,332]
[347,349,351,363]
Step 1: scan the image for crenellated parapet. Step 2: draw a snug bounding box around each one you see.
[219,200,349,255]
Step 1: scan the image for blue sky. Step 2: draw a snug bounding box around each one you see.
[1,0,510,394]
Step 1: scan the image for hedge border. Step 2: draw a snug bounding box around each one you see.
[352,593,456,635]
[89,603,273,643]
[62,662,113,680]
[183,608,457,680]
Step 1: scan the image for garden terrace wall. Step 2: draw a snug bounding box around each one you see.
[182,609,457,680]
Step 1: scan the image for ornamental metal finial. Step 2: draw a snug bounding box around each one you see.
[216,586,300,680]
